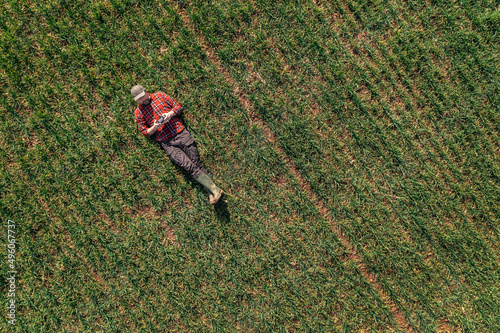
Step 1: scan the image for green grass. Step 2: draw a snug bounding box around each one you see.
[1,0,499,332]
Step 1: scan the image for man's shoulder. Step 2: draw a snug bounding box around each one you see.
[134,105,145,118]
[152,92,175,106]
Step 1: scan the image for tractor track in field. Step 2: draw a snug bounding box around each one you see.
[173,2,412,331]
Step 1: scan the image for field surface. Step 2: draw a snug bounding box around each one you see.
[0,0,499,332]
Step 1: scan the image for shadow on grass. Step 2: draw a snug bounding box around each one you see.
[213,196,231,223]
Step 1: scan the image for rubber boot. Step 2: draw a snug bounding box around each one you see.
[200,174,214,202]
[203,186,215,203]
[196,173,223,204]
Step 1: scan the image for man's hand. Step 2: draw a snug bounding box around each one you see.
[147,121,163,136]
[160,111,175,124]
[146,112,175,136]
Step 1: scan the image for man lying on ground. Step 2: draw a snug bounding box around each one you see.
[131,85,223,205]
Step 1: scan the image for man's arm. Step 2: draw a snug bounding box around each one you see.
[136,108,162,137]
[146,122,162,135]
[161,92,182,117]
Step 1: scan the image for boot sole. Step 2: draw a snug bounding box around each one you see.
[210,190,223,205]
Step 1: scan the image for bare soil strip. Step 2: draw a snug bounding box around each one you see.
[174,3,412,331]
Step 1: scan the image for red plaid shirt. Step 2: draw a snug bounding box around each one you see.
[134,92,185,142]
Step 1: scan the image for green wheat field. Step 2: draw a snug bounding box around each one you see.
[1,0,499,332]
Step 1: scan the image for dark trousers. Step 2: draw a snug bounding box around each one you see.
[160,129,208,180]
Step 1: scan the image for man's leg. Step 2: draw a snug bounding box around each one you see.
[183,142,209,176]
[174,130,210,176]
[161,143,204,180]
[161,135,223,204]
[177,131,223,204]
